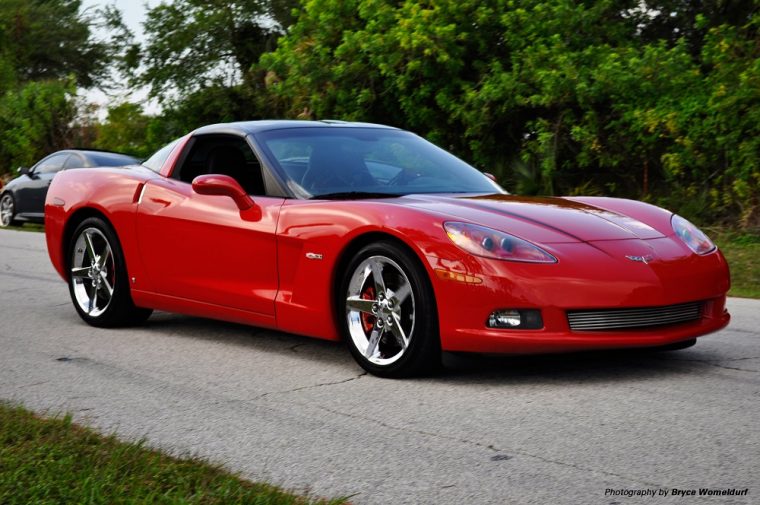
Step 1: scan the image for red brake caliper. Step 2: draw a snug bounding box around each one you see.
[360,286,376,333]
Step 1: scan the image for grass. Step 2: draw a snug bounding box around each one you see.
[710,229,760,299]
[0,403,348,505]
[2,222,44,233]
[3,222,757,299]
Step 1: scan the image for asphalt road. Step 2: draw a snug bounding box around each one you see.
[1,228,757,505]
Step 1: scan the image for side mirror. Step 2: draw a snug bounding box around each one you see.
[192,174,254,211]
[484,172,497,182]
[17,166,29,175]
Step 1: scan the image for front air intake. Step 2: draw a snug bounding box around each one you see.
[567,302,703,331]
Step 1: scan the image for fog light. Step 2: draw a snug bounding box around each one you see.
[489,310,521,327]
[487,309,543,329]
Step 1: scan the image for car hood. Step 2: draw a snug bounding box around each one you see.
[2,175,27,190]
[400,194,667,243]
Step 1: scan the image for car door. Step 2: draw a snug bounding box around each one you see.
[135,135,283,317]
[16,153,70,217]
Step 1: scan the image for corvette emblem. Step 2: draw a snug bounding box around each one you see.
[626,254,654,264]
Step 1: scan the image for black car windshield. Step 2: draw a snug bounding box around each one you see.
[254,127,503,198]
[87,152,139,166]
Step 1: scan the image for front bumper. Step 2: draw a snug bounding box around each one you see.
[429,238,731,354]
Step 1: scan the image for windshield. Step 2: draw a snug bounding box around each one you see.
[254,127,504,198]
[87,152,139,166]
[142,138,180,172]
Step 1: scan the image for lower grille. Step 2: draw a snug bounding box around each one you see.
[567,302,703,331]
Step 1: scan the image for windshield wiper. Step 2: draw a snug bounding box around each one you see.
[310,191,400,200]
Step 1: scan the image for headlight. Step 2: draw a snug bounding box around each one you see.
[671,214,716,255]
[444,222,557,263]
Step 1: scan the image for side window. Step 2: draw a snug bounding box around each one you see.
[173,135,266,196]
[143,139,180,172]
[265,138,312,185]
[63,154,86,169]
[35,153,70,174]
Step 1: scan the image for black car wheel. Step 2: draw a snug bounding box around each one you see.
[0,193,19,227]
[339,240,441,378]
[68,217,152,327]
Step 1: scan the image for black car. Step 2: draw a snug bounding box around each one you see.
[0,149,139,227]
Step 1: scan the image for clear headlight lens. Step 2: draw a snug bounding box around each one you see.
[444,222,557,263]
[671,214,716,255]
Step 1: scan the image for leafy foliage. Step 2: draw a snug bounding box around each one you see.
[1,0,758,229]
[0,0,131,176]
[262,0,760,227]
[0,0,129,89]
[0,79,78,170]
[134,0,295,101]
[92,103,156,159]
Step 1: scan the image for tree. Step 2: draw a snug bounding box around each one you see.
[93,103,154,158]
[0,0,129,89]
[0,79,78,170]
[261,0,760,226]
[0,0,130,176]
[134,0,298,101]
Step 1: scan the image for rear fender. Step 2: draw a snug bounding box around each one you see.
[45,167,157,290]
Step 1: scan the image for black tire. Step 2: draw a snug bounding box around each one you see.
[67,217,152,327]
[652,338,697,352]
[0,192,20,227]
[339,240,441,378]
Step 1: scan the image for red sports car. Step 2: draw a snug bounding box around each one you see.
[44,120,730,377]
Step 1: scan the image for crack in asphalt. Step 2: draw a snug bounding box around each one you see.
[288,343,308,353]
[28,347,752,504]
[0,244,45,253]
[16,381,49,389]
[692,362,758,372]
[722,326,760,335]
[0,270,60,284]
[251,372,687,490]
[255,372,367,400]
[295,401,668,490]
[655,356,759,373]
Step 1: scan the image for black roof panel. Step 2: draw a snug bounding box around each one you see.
[192,120,399,136]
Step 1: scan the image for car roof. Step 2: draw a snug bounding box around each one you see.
[55,149,137,159]
[51,150,137,166]
[192,120,400,137]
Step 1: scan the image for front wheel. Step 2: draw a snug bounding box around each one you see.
[68,217,152,327]
[339,241,440,378]
[0,193,19,227]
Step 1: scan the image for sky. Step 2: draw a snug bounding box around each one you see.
[82,0,159,39]
[80,0,163,116]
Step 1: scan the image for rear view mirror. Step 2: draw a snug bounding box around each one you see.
[17,166,29,175]
[484,172,497,182]
[192,174,254,211]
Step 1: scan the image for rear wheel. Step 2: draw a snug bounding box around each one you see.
[340,241,440,378]
[0,193,19,227]
[68,217,152,327]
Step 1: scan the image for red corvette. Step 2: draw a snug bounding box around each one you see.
[44,120,730,377]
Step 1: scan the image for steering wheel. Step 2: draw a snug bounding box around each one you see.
[301,167,354,192]
[387,169,424,187]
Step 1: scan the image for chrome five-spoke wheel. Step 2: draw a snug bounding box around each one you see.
[341,241,440,377]
[67,217,152,327]
[71,227,115,317]
[0,193,16,227]
[346,255,415,366]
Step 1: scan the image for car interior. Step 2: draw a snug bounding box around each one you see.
[174,136,266,195]
[301,146,375,191]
